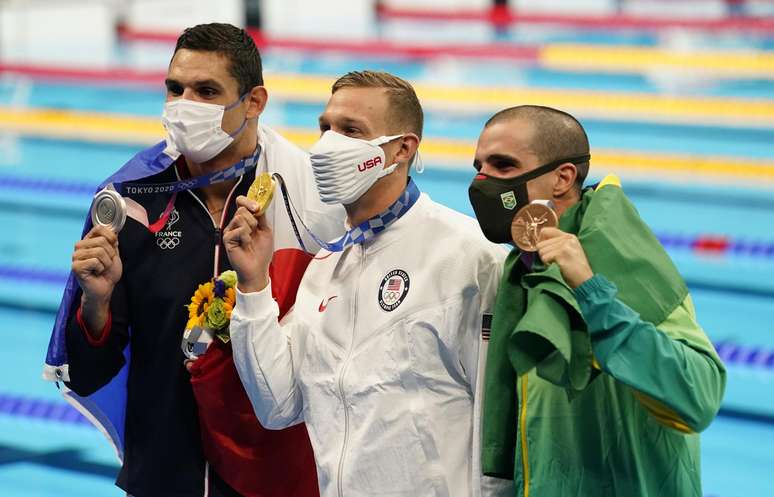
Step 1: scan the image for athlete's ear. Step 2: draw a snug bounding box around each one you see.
[393,133,419,168]
[246,86,268,120]
[553,163,577,197]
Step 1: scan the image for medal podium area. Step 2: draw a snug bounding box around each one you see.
[0,0,773,495]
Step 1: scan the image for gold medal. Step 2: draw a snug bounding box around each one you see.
[511,201,558,252]
[246,172,276,216]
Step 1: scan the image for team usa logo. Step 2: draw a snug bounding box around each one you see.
[378,269,410,312]
[358,155,382,172]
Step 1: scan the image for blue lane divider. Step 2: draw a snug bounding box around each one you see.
[0,175,95,195]
[656,232,774,259]
[0,265,69,285]
[0,393,90,426]
[1,343,770,428]
[715,341,774,368]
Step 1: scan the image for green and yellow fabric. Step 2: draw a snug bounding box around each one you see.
[482,176,726,497]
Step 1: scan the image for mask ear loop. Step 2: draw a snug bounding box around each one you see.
[378,135,423,178]
[224,92,250,111]
[374,134,406,179]
[412,150,424,174]
[368,134,404,146]
[225,92,251,139]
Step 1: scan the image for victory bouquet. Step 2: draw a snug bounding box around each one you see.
[182,270,239,359]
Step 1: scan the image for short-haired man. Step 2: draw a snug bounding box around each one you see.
[44,23,342,497]
[225,71,512,497]
[468,105,726,496]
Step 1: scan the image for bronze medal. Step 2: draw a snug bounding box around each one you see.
[511,201,558,252]
[247,172,276,216]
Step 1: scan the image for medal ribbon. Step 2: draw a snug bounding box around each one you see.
[145,192,178,234]
[107,148,261,233]
[113,148,261,196]
[274,175,421,253]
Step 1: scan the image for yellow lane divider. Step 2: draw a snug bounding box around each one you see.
[1,107,773,181]
[264,74,774,128]
[0,107,162,145]
[540,44,774,78]
[3,67,772,127]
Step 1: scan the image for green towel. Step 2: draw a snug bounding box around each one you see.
[505,183,687,393]
[508,264,592,395]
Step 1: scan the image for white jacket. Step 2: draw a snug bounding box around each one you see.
[231,192,511,497]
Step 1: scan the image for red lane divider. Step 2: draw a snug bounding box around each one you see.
[378,4,774,34]
[693,235,731,254]
[116,26,540,62]
[657,231,774,258]
[0,63,165,85]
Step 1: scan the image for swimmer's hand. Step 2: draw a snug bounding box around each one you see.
[223,196,273,293]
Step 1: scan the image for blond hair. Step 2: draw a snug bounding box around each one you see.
[331,71,423,140]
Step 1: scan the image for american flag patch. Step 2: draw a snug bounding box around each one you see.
[481,313,493,341]
[386,278,402,291]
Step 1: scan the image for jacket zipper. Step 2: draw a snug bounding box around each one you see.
[336,244,363,497]
[520,375,530,497]
[178,169,243,278]
[176,167,243,497]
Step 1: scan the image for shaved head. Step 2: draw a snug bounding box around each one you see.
[485,105,590,188]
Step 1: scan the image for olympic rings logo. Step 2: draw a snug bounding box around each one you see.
[382,291,402,301]
[157,237,180,250]
[378,269,410,312]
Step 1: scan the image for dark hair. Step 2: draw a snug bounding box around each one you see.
[486,105,590,189]
[174,23,263,96]
[332,70,424,141]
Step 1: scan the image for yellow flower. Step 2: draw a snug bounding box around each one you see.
[223,300,234,320]
[188,282,215,323]
[185,278,237,338]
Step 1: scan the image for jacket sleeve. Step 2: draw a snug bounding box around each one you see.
[64,278,131,396]
[230,282,305,430]
[574,274,727,433]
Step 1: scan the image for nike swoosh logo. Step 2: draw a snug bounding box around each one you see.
[318,296,337,312]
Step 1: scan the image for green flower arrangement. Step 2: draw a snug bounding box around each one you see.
[186,270,238,343]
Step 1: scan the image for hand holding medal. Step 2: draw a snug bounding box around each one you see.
[223,173,277,294]
[535,226,594,290]
[75,189,126,308]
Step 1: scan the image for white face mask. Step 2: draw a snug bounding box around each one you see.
[161,95,248,163]
[309,130,403,205]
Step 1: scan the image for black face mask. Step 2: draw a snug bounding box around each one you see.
[468,155,590,243]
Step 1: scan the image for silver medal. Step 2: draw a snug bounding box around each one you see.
[91,188,127,232]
